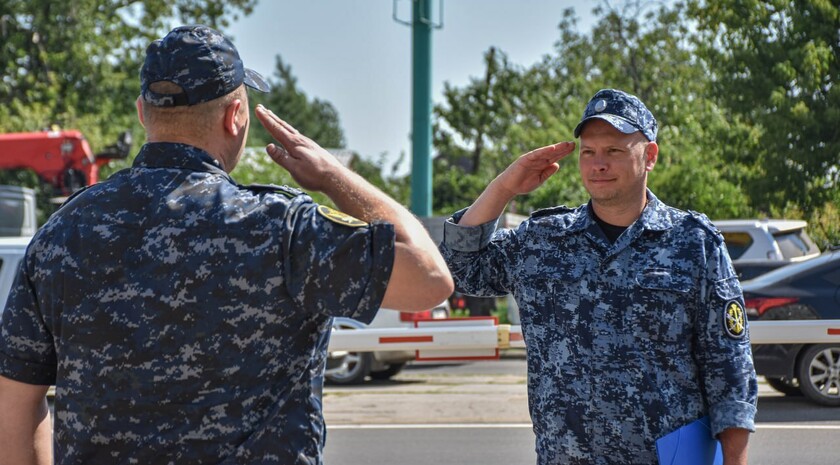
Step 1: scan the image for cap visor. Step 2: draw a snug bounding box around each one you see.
[574,115,639,138]
[244,68,270,92]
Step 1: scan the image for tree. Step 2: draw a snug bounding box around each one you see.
[689,0,840,215]
[0,0,255,215]
[433,2,753,218]
[248,56,345,149]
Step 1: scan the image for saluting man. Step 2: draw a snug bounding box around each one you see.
[440,89,757,465]
[0,25,453,464]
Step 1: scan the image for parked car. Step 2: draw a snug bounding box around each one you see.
[325,302,449,385]
[0,236,30,316]
[741,247,840,406]
[715,219,821,280]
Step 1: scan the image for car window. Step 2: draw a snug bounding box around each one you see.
[774,230,814,259]
[722,232,753,260]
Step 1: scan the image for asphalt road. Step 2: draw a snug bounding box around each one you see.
[324,425,840,465]
[322,356,840,465]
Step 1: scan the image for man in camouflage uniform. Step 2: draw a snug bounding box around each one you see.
[0,25,453,464]
[440,89,757,465]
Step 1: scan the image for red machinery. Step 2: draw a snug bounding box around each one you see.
[0,129,131,196]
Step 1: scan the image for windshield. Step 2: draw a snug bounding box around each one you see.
[742,250,839,288]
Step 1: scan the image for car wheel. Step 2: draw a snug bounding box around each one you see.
[325,351,371,385]
[369,362,406,380]
[796,345,840,407]
[765,376,803,396]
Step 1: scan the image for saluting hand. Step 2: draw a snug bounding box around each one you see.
[458,141,575,227]
[255,104,345,193]
[494,142,576,197]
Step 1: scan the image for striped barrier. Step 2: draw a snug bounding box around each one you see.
[328,319,840,360]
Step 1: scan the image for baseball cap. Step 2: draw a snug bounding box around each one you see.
[141,25,270,107]
[573,89,657,141]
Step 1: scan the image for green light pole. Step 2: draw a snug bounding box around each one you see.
[410,0,433,216]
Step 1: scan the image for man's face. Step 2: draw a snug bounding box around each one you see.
[578,119,656,206]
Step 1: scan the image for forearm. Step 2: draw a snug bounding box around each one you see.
[323,166,454,310]
[322,166,423,244]
[459,177,516,227]
[719,427,749,465]
[0,377,52,465]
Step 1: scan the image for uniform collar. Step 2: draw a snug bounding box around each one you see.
[133,142,232,181]
[569,189,673,233]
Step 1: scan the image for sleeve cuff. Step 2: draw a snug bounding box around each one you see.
[351,221,396,325]
[709,400,757,436]
[442,208,499,253]
[0,351,56,386]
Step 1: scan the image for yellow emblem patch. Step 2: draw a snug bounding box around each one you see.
[724,301,746,338]
[317,205,367,228]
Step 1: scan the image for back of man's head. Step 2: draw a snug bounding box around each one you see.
[139,25,269,137]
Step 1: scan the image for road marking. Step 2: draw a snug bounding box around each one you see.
[329,423,533,429]
[328,423,840,430]
[755,424,840,430]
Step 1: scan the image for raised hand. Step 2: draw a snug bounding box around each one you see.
[495,142,576,197]
[255,104,345,193]
[458,141,575,227]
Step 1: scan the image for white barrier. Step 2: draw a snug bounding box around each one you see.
[329,319,840,360]
[749,320,840,344]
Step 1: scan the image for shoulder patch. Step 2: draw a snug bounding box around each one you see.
[530,205,575,219]
[723,300,747,339]
[240,183,304,199]
[317,205,367,228]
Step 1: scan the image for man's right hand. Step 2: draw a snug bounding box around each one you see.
[496,141,576,196]
[255,105,345,193]
[255,104,454,312]
[459,141,575,227]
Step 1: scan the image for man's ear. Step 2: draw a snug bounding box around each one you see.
[644,142,659,172]
[135,96,145,128]
[223,99,243,137]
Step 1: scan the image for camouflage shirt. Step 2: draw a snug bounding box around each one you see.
[0,142,395,464]
[440,190,757,465]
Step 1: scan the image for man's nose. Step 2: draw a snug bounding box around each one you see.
[591,153,608,170]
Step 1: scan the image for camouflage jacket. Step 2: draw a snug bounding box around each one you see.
[0,142,395,464]
[440,190,757,465]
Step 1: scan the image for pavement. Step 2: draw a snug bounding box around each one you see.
[323,350,531,425]
[323,349,778,426]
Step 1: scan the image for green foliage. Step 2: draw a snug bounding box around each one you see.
[689,0,840,214]
[432,1,756,220]
[3,0,836,245]
[0,0,255,219]
[248,56,345,149]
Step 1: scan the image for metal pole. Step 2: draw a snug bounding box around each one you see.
[410,0,432,216]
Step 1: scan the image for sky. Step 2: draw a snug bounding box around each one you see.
[228,1,597,175]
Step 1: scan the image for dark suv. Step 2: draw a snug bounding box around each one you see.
[742,248,840,406]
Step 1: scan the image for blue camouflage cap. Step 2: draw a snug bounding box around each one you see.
[573,89,657,141]
[141,25,270,107]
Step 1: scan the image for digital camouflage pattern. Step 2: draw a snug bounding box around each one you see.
[441,190,757,465]
[141,25,270,107]
[573,89,658,142]
[0,142,395,464]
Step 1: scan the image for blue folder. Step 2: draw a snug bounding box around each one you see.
[656,416,723,465]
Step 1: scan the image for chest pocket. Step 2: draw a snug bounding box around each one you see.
[628,268,694,343]
[519,263,586,333]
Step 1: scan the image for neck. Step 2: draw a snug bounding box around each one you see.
[146,132,230,171]
[590,192,648,227]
